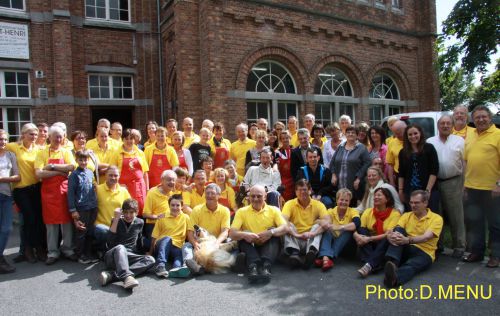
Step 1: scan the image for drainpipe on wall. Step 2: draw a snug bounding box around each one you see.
[157,0,165,125]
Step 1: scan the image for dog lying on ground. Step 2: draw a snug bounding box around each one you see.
[193,225,238,274]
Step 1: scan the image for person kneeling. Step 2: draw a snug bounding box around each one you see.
[150,194,190,278]
[316,188,360,271]
[229,185,288,283]
[384,190,443,288]
[282,179,329,269]
[99,199,155,289]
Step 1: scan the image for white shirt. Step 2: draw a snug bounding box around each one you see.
[427,134,464,179]
[243,164,281,192]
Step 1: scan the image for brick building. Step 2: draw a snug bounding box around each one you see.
[0,0,438,141]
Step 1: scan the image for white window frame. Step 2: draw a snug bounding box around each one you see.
[0,70,30,99]
[0,0,25,11]
[247,60,297,94]
[392,0,402,9]
[246,100,271,126]
[0,106,32,142]
[84,0,131,23]
[315,102,356,127]
[88,74,134,100]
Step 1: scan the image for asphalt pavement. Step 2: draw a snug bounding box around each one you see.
[1,226,498,316]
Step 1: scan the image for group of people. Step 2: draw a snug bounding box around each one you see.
[0,104,498,290]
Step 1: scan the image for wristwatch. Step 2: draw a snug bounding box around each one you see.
[270,228,276,236]
[49,164,55,171]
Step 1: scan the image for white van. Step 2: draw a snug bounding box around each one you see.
[381,111,452,139]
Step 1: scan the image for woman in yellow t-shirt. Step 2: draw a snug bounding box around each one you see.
[213,168,237,217]
[316,188,360,271]
[353,187,401,278]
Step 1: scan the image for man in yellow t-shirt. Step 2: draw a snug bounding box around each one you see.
[230,123,256,176]
[230,185,288,283]
[282,179,329,268]
[386,120,406,187]
[149,194,190,278]
[183,184,231,275]
[182,117,200,149]
[142,170,177,244]
[187,170,207,209]
[288,116,299,148]
[384,190,443,287]
[462,105,500,268]
[95,166,131,249]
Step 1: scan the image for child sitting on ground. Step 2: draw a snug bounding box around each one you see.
[99,199,155,289]
[150,194,190,278]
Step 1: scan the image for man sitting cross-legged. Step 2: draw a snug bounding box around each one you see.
[282,179,329,269]
[229,185,288,283]
[99,199,155,289]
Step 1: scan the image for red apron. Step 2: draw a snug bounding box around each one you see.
[148,151,172,188]
[41,157,71,224]
[214,146,230,168]
[218,190,234,217]
[177,150,188,171]
[277,148,294,201]
[119,155,146,215]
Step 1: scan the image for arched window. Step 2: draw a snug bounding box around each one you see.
[369,73,402,125]
[314,66,355,126]
[246,61,298,126]
[315,67,353,96]
[246,61,296,94]
[369,73,399,100]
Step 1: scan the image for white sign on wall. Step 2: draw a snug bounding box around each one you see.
[0,22,29,59]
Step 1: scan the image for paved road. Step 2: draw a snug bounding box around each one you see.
[1,227,498,316]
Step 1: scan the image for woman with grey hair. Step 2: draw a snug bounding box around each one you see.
[34,125,77,265]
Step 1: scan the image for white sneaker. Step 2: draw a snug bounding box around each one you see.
[99,271,113,286]
[123,276,139,289]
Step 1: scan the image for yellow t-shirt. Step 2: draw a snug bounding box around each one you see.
[230,138,256,176]
[386,138,403,173]
[109,147,149,173]
[144,144,179,169]
[360,208,401,236]
[188,203,230,237]
[173,189,192,209]
[96,183,131,226]
[397,209,443,261]
[219,186,237,211]
[326,206,360,237]
[143,187,174,224]
[282,198,328,233]
[86,141,118,165]
[188,189,205,209]
[151,212,190,248]
[208,138,232,154]
[34,147,76,170]
[231,204,286,234]
[6,142,39,188]
[183,133,200,149]
[385,136,394,146]
[452,126,476,140]
[290,131,299,148]
[464,125,500,190]
[309,137,328,150]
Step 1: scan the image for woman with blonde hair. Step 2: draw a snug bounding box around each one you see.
[172,131,193,175]
[7,123,45,263]
[144,127,179,188]
[213,167,237,217]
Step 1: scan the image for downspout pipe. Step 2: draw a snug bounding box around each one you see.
[156,0,165,125]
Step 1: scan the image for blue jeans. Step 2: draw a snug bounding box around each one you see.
[320,196,335,209]
[358,227,389,270]
[0,193,14,255]
[94,224,110,251]
[318,230,353,259]
[155,237,183,268]
[464,188,500,257]
[385,227,432,284]
[266,191,281,208]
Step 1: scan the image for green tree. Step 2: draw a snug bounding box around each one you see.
[442,0,500,75]
[470,61,500,106]
[437,38,475,110]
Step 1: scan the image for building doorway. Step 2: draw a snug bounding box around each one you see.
[91,107,134,132]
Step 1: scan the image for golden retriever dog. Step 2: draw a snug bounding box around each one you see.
[193,225,238,274]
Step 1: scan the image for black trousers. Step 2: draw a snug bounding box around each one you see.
[13,183,45,249]
[239,237,281,267]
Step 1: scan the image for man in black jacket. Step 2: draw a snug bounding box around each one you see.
[290,128,323,180]
[296,148,335,208]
